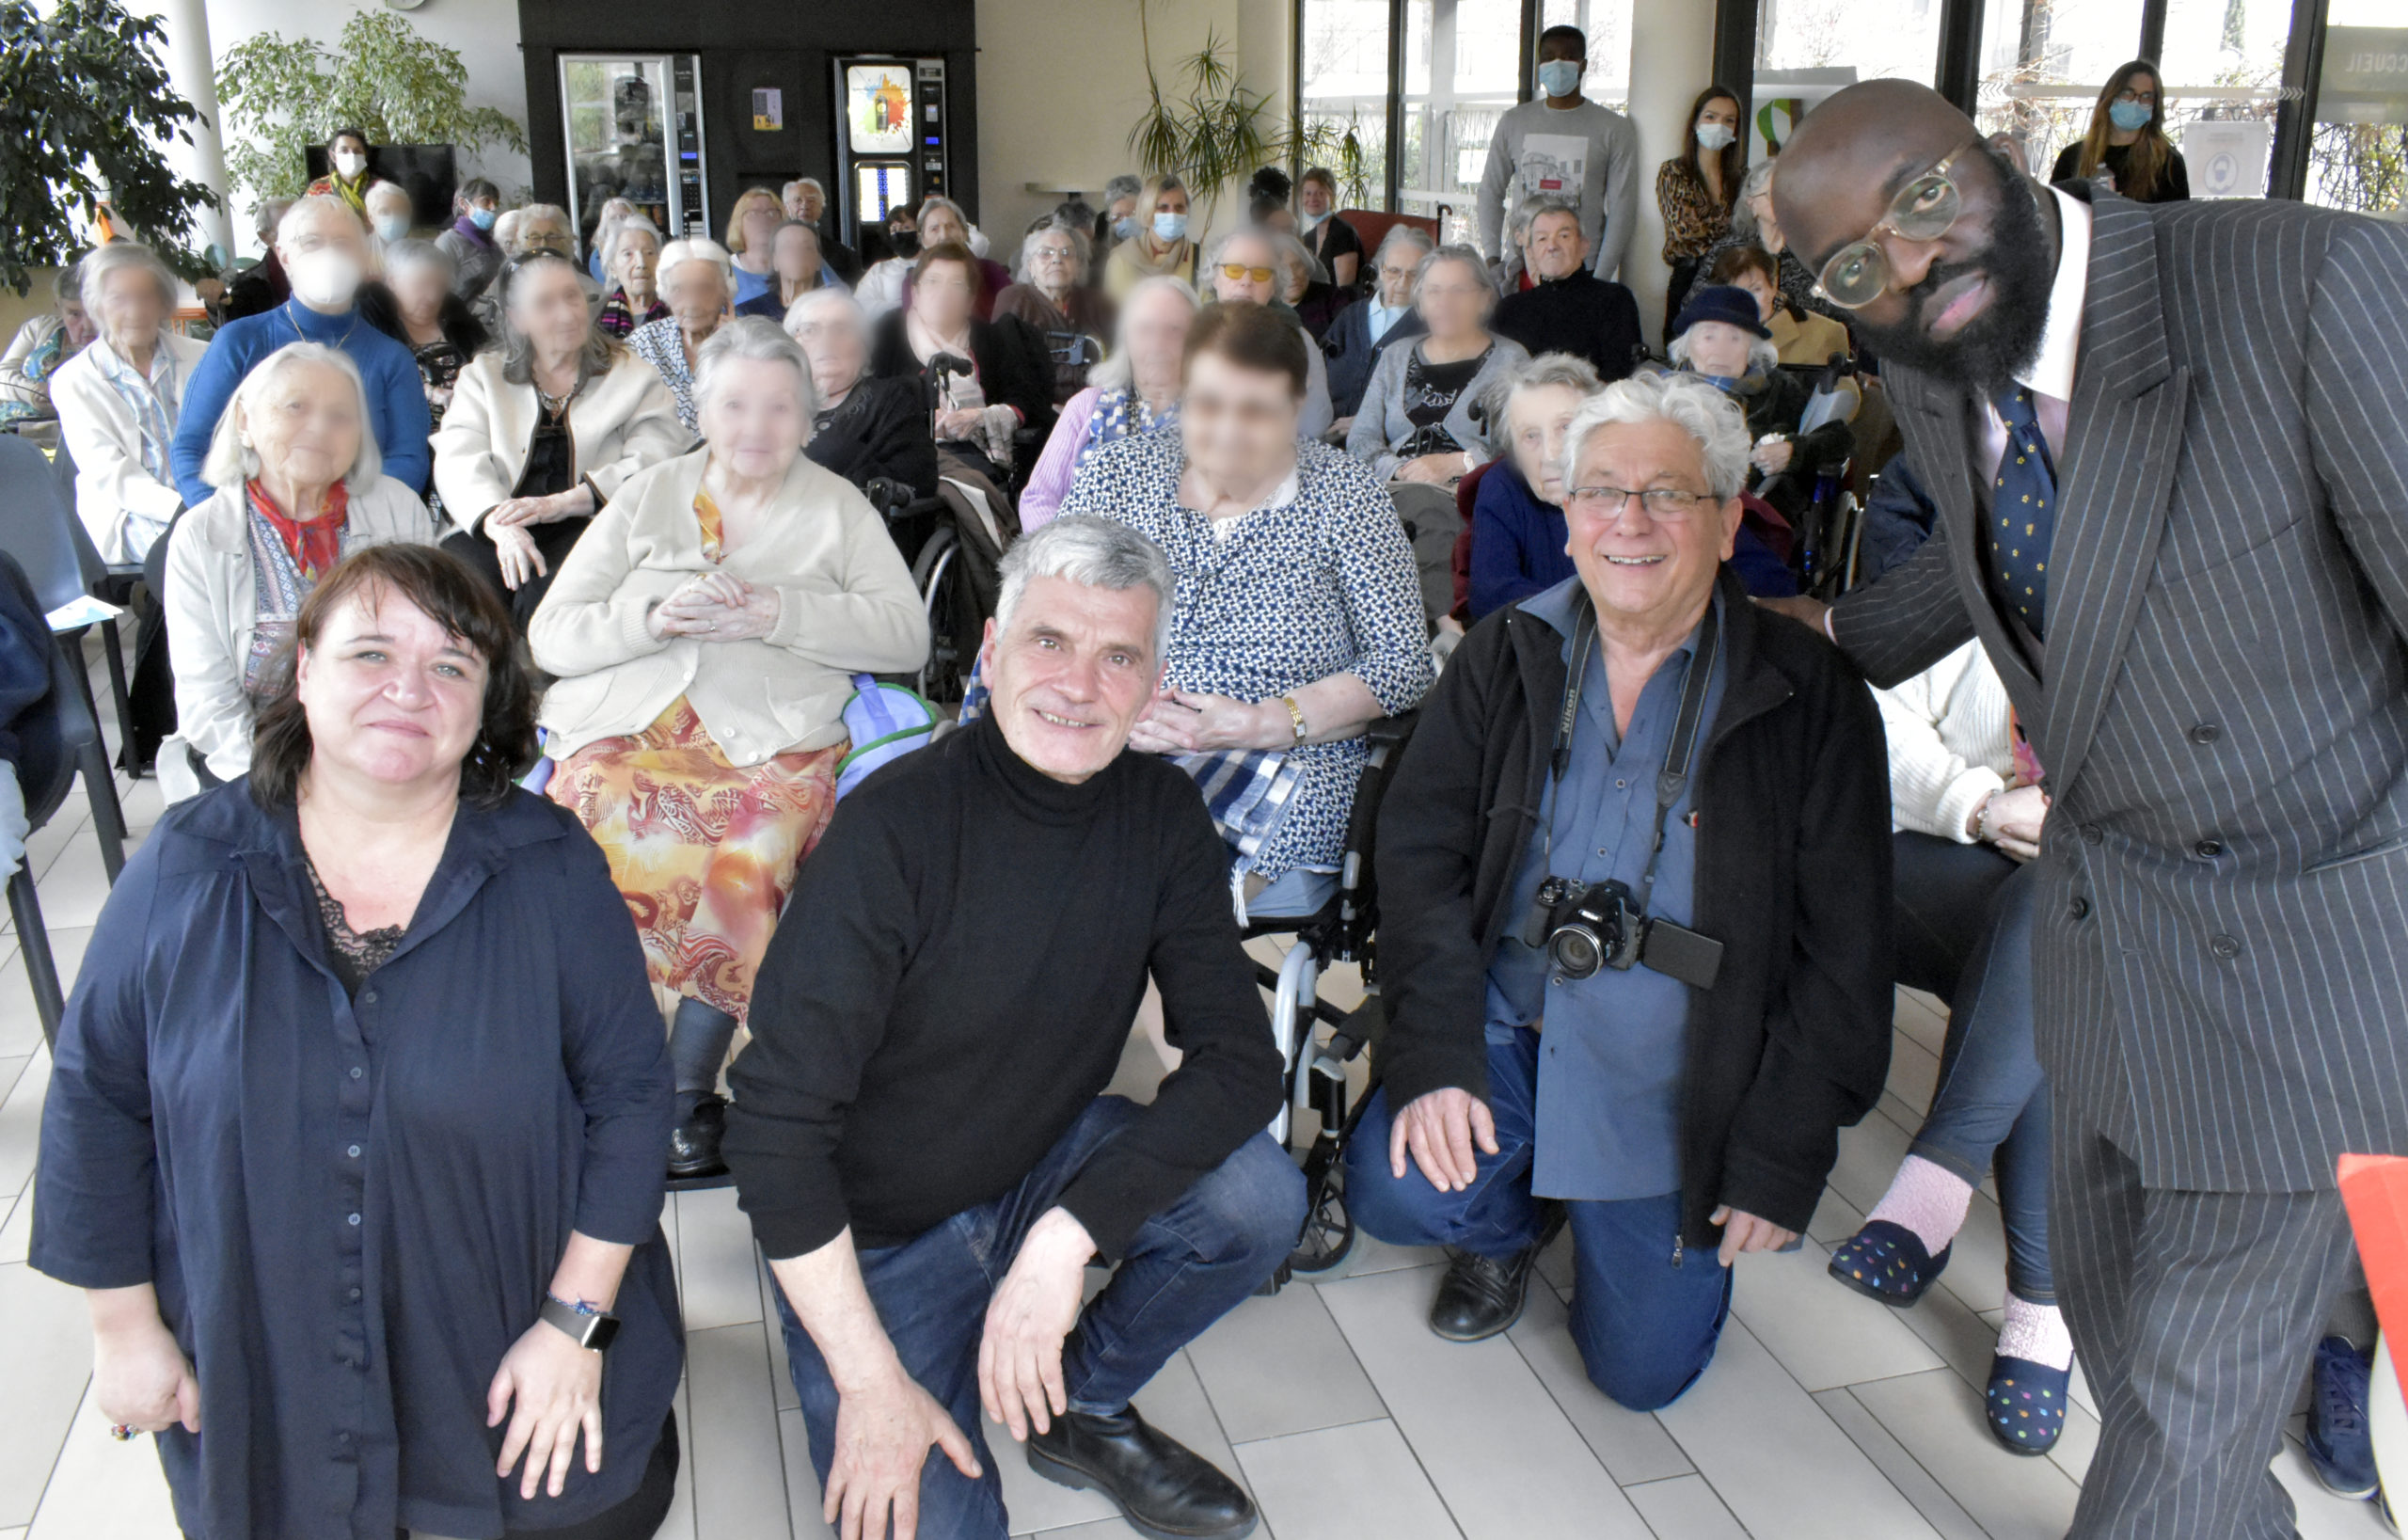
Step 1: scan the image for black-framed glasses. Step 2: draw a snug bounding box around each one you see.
[1564,484,1716,522]
[1810,138,1978,310]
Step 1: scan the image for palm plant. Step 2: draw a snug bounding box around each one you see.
[1128,4,1366,222]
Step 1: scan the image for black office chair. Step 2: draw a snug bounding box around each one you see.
[0,435,140,782]
[0,552,127,1047]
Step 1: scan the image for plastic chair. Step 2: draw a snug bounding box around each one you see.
[0,552,126,1047]
[0,436,139,771]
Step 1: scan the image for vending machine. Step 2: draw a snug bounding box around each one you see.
[557,54,711,247]
[831,56,951,253]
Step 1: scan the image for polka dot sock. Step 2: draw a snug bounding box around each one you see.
[1864,1154,1974,1259]
[1994,1292,2074,1372]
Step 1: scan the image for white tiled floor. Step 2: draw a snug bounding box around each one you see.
[1,640,2400,1537]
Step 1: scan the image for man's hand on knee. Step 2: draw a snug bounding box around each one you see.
[825,1362,982,1540]
[1390,1088,1499,1193]
[978,1207,1096,1442]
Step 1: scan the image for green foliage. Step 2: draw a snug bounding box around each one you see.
[0,0,221,295]
[216,9,528,203]
[1129,3,1363,220]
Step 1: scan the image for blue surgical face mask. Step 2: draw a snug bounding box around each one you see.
[1299,208,1328,231]
[1152,211,1188,243]
[2108,99,2153,132]
[468,206,498,231]
[1537,59,1582,99]
[1113,215,1137,240]
[373,214,410,243]
[1694,121,1736,152]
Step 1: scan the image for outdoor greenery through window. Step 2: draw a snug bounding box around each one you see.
[2311,0,2408,214]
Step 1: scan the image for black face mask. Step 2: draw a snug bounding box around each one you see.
[1843,143,2054,395]
[889,230,922,258]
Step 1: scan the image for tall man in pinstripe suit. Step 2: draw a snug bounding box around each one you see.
[1770,80,2408,1540]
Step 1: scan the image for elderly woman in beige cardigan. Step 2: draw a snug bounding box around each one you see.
[434,249,689,627]
[530,317,926,1176]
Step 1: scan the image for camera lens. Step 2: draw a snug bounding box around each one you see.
[1550,926,1602,979]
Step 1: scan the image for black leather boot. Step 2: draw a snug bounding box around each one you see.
[1428,1244,1543,1342]
[667,1093,727,1179]
[1025,1405,1257,1540]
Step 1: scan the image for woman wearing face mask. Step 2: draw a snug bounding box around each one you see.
[2052,59,2190,202]
[1293,167,1362,291]
[1102,174,1197,301]
[436,251,689,626]
[1656,86,1746,336]
[304,126,399,225]
[1664,285,1848,535]
[436,177,505,299]
[1093,173,1144,266]
[364,181,418,254]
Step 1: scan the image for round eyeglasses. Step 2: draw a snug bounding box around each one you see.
[1811,140,1977,310]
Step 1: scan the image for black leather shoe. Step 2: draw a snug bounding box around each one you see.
[667,1094,727,1179]
[1025,1406,1257,1540]
[1429,1244,1541,1342]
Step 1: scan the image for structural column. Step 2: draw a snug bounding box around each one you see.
[145,0,236,261]
[1623,0,1717,346]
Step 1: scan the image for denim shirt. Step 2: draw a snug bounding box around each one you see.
[1486,577,1728,1201]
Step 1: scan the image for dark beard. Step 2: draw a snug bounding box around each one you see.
[1849,145,2054,394]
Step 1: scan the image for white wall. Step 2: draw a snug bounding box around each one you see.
[1624,1,1715,345]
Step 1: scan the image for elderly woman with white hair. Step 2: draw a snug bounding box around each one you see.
[1665,284,1850,531]
[596,215,671,339]
[1347,243,1527,485]
[159,341,436,798]
[785,288,934,495]
[1347,368,1892,1397]
[1018,274,1196,531]
[993,223,1115,405]
[51,244,208,563]
[434,249,688,626]
[587,194,638,284]
[531,317,927,1176]
[627,237,736,432]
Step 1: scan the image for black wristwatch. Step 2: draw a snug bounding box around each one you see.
[539,1293,621,1353]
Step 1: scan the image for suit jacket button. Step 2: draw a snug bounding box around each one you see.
[2210,933,2242,959]
[2080,823,2103,845]
[2187,722,2222,745]
[2194,838,2223,859]
[2069,897,2090,920]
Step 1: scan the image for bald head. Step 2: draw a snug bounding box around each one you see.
[1772,80,1978,276]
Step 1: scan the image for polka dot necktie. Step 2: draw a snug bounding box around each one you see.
[1989,385,2059,639]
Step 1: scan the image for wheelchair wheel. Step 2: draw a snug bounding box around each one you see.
[911,525,973,704]
[1287,1173,1355,1275]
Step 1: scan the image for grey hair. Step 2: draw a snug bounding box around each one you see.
[994,514,1176,662]
[606,215,663,273]
[784,177,826,200]
[1016,222,1089,284]
[918,195,968,231]
[1201,225,1278,278]
[1413,243,1495,310]
[657,236,734,284]
[693,316,819,419]
[1507,195,1549,243]
[363,181,413,214]
[784,285,866,338]
[1666,328,1781,380]
[1087,275,1200,391]
[1102,174,1144,207]
[497,252,620,388]
[78,242,177,313]
[1479,350,1604,427]
[252,197,293,241]
[1267,230,1326,289]
[277,194,358,246]
[1731,161,1778,238]
[380,237,453,283]
[1522,195,1580,235]
[200,341,384,491]
[1560,373,1752,504]
[1372,223,1435,267]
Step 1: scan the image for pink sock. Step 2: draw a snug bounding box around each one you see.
[1995,1293,2073,1371]
[1863,1154,1973,1257]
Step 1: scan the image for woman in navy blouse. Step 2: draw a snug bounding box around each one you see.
[31,544,683,1540]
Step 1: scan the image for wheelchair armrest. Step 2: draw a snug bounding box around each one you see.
[1366,710,1419,753]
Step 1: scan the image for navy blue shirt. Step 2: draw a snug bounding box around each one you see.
[1469,465,1793,622]
[31,785,679,1540]
[1486,578,1728,1201]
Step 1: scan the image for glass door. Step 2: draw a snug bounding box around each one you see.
[1399,0,1534,244]
[2308,0,2408,214]
[561,56,677,248]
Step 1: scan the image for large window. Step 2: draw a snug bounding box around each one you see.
[1397,0,1527,241]
[1974,0,2148,176]
[2309,0,2408,214]
[1757,0,1944,86]
[1298,0,1392,208]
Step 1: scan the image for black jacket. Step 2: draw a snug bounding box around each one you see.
[1373,568,1894,1244]
[807,374,938,496]
[867,310,1058,449]
[1493,270,1646,383]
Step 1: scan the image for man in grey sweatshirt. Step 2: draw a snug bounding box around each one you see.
[1476,25,1642,284]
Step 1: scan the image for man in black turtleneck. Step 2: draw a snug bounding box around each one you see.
[1492,198,1644,382]
[726,515,1300,1540]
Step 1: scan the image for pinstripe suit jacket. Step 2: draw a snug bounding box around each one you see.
[1830,185,2408,1194]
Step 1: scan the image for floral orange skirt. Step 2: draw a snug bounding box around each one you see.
[549,697,846,1021]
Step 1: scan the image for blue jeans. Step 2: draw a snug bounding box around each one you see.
[1892,833,2052,1302]
[1342,1029,1735,1411]
[771,1097,1305,1540]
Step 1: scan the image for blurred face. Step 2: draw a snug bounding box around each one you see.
[366,187,412,226]
[1123,287,1194,388]
[1507,383,1586,505]
[1260,207,1297,238]
[740,198,781,255]
[979,574,1160,784]
[93,267,166,348]
[387,260,450,326]
[278,207,369,276]
[1027,231,1079,291]
[1417,257,1488,340]
[661,259,728,330]
[613,228,660,293]
[242,360,363,496]
[772,224,822,282]
[295,585,488,794]
[1299,180,1332,216]
[59,296,92,349]
[698,355,810,481]
[790,184,825,222]
[1562,419,1739,634]
[1212,235,1278,306]
[1684,320,1755,377]
[1277,250,1309,303]
[789,305,867,403]
[1373,245,1421,308]
[1106,195,1137,223]
[911,258,976,332]
[919,205,967,247]
[509,262,592,359]
[515,212,573,257]
[1180,350,1301,487]
[1151,186,1189,218]
[1528,212,1585,279]
[1733,268,1777,323]
[1748,187,1781,251]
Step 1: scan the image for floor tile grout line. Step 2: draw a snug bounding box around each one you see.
[1497,1302,1688,1496]
[1835,1381,2006,1540]
[24,1369,96,1533]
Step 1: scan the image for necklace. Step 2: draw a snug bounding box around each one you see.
[283,300,360,352]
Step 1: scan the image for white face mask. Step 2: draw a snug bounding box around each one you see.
[287,247,364,310]
[332,150,368,180]
[1694,121,1736,152]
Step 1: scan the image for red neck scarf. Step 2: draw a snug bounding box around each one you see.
[246,479,351,580]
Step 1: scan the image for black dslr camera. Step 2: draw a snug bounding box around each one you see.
[1520,876,1724,990]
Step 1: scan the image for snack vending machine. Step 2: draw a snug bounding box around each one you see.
[831,56,950,252]
[559,54,711,247]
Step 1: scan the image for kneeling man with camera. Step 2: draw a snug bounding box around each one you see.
[726,516,1304,1540]
[1347,372,1893,1407]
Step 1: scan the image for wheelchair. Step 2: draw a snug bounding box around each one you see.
[1244,710,1420,1286]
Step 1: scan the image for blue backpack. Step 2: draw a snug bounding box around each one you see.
[836,673,940,797]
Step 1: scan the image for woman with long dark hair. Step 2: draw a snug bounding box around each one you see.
[2051,59,2191,202]
[1656,85,1747,333]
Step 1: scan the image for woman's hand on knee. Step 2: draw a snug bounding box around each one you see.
[1390,1088,1497,1193]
